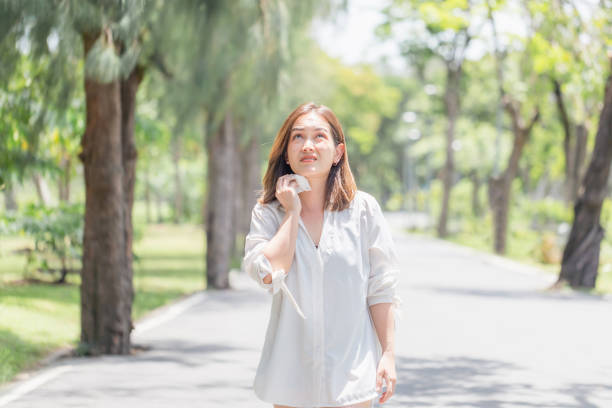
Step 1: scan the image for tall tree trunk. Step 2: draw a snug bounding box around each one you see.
[556,62,612,289]
[469,170,481,217]
[572,123,588,201]
[156,191,163,223]
[552,79,576,204]
[205,111,236,289]
[437,66,461,237]
[32,172,52,206]
[488,96,540,254]
[79,71,128,355]
[120,64,143,344]
[78,33,142,355]
[239,129,261,236]
[4,184,17,211]
[144,160,151,223]
[171,130,183,223]
[229,121,243,262]
[58,153,71,203]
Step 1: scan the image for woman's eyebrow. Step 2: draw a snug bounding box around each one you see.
[291,126,330,133]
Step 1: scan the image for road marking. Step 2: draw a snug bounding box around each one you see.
[0,365,73,407]
[0,291,208,405]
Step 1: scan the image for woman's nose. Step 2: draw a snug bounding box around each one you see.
[302,138,315,150]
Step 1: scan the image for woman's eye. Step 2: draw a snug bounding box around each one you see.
[317,134,325,138]
[293,134,301,139]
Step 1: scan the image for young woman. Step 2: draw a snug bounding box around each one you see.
[242,102,402,408]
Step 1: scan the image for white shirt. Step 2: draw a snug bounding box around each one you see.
[242,189,403,407]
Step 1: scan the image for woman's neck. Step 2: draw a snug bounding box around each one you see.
[299,174,327,213]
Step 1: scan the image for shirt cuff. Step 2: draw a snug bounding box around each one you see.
[254,252,287,295]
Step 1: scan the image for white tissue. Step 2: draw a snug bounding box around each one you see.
[286,174,311,194]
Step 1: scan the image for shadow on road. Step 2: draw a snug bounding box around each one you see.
[393,355,612,407]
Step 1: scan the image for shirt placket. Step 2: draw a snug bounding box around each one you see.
[315,246,325,402]
[298,213,328,403]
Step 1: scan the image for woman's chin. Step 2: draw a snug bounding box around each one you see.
[295,167,329,178]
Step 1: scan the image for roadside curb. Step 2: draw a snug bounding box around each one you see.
[402,231,612,302]
[0,289,208,403]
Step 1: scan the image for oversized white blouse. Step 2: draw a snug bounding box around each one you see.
[242,189,403,408]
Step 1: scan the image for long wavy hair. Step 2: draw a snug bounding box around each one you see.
[257,102,357,211]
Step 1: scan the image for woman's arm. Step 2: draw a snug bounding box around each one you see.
[369,302,394,355]
[370,302,396,404]
[261,209,300,284]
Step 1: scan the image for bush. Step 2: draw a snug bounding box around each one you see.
[6,203,84,282]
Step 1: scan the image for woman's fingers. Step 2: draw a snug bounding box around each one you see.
[379,371,395,404]
[376,368,383,393]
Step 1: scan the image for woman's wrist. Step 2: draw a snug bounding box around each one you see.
[285,208,300,218]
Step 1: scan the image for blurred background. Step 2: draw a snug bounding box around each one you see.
[1,0,611,387]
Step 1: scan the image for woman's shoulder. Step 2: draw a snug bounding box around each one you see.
[252,199,283,220]
[354,189,380,213]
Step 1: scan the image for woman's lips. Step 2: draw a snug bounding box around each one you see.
[301,158,316,162]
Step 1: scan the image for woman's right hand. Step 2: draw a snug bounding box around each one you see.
[276,175,302,214]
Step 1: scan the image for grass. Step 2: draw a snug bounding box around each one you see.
[407,215,612,295]
[0,222,205,385]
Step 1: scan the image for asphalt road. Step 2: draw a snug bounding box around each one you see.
[1,212,611,407]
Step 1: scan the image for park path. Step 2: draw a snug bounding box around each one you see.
[1,212,612,407]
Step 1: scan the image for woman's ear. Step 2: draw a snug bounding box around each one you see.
[335,143,345,162]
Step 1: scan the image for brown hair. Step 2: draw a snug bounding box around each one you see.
[257,102,357,211]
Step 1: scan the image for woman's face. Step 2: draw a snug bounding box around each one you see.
[286,112,345,178]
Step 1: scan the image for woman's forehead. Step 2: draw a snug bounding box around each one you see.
[292,112,330,131]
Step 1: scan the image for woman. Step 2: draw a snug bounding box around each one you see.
[242,102,402,408]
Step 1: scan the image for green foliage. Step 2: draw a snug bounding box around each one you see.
[0,221,204,385]
[518,198,573,230]
[4,203,83,278]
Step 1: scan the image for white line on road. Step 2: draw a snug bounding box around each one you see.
[0,291,208,406]
[0,365,73,407]
[133,291,207,335]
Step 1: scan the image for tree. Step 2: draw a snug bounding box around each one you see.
[174,0,339,289]
[486,1,541,254]
[556,57,612,288]
[380,0,479,237]
[0,0,176,354]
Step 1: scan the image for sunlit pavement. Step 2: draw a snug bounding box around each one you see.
[1,211,611,407]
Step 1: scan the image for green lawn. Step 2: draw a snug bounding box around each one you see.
[408,219,612,295]
[0,222,205,385]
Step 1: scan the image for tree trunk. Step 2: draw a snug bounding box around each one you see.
[32,172,52,206]
[437,66,461,237]
[58,153,71,203]
[239,129,261,236]
[488,96,539,254]
[572,123,588,201]
[557,62,612,289]
[205,111,236,289]
[4,184,17,211]
[469,170,481,217]
[144,160,151,223]
[79,73,129,355]
[552,79,576,204]
[120,64,144,344]
[78,33,142,355]
[171,130,183,223]
[156,191,163,223]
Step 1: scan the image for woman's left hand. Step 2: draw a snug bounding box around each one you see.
[376,351,396,404]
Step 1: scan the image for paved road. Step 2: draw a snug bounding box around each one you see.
[1,212,612,407]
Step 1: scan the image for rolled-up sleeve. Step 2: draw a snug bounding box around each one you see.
[242,202,287,294]
[365,197,403,325]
